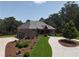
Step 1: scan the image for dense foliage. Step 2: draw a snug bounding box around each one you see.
[0,17,23,35]
[62,21,77,39]
[39,1,79,39]
[16,40,29,48]
[24,52,30,57]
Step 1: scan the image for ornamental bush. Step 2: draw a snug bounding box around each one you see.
[16,40,28,48]
[62,21,78,39]
[23,52,30,57]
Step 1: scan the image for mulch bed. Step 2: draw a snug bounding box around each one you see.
[5,37,37,57]
[58,39,79,47]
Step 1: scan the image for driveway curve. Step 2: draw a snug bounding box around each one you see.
[49,36,79,57]
[0,37,18,57]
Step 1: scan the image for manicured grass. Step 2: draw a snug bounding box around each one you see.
[30,36,52,57]
[0,35,15,38]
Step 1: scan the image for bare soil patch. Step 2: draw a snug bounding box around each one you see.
[58,39,79,47]
[5,37,37,57]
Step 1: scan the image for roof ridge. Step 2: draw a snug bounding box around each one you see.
[18,21,55,29]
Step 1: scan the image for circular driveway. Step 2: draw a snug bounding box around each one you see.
[0,37,18,57]
[49,36,79,57]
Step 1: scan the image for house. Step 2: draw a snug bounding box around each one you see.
[17,21,55,39]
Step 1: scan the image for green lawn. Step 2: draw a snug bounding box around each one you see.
[0,35,15,38]
[30,36,52,57]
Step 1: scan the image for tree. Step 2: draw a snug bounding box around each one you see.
[60,1,79,21]
[44,1,79,33]
[74,7,79,31]
[43,13,62,33]
[0,17,23,35]
[59,1,79,31]
[26,19,30,23]
[39,17,44,22]
[4,17,16,33]
[0,19,8,35]
[62,21,77,39]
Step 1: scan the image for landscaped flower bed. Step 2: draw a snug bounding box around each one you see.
[5,37,37,57]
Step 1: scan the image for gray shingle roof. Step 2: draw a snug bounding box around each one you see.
[18,21,55,30]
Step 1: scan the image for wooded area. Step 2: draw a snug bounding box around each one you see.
[0,17,23,35]
[39,1,79,39]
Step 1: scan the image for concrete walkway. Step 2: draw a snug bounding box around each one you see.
[48,37,79,57]
[0,37,18,57]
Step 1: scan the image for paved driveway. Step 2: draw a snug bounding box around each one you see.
[0,37,18,57]
[48,37,79,57]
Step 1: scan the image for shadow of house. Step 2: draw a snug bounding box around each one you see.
[17,21,55,39]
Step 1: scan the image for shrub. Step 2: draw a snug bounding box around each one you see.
[63,21,78,39]
[23,52,30,57]
[16,40,29,48]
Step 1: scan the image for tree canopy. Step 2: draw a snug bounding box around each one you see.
[0,17,23,35]
[39,1,79,39]
[62,21,77,39]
